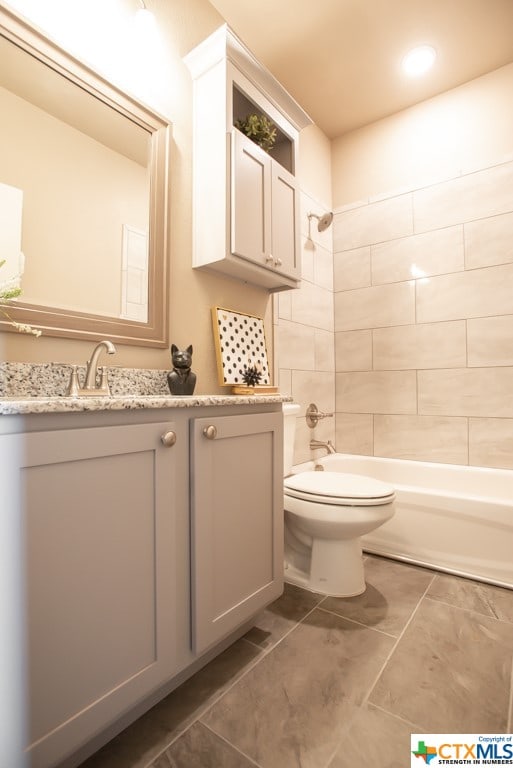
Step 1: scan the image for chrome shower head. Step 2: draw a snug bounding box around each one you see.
[308,211,333,232]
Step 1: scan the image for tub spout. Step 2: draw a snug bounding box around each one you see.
[310,439,336,455]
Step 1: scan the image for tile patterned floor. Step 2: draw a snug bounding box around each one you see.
[79,556,513,768]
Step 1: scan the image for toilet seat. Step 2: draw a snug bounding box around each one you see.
[284,471,395,507]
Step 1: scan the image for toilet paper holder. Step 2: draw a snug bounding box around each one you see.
[306,403,334,428]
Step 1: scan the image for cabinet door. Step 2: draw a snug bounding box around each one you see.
[231,128,272,266]
[271,162,300,280]
[13,422,178,768]
[190,412,283,654]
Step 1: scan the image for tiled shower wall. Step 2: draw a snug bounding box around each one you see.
[274,191,335,464]
[334,157,513,469]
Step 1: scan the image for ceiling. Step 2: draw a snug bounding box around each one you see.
[207,0,513,138]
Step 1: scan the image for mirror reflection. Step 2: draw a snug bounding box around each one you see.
[0,9,170,346]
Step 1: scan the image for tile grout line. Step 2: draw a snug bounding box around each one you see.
[320,574,437,768]
[143,597,325,768]
[423,593,513,624]
[369,701,423,731]
[315,605,398,639]
[360,574,437,712]
[201,721,265,768]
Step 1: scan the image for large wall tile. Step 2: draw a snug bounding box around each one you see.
[277,291,291,321]
[414,160,513,232]
[335,330,372,372]
[373,321,466,370]
[465,210,513,269]
[469,418,513,470]
[334,246,371,291]
[313,243,334,291]
[468,316,513,367]
[314,329,335,372]
[335,413,373,455]
[278,368,292,395]
[333,194,413,251]
[275,320,315,371]
[416,263,513,323]
[371,226,464,285]
[418,368,513,417]
[292,371,335,417]
[300,237,315,283]
[335,281,415,331]
[336,371,417,414]
[374,415,468,464]
[290,279,334,331]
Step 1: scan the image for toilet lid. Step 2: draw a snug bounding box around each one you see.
[284,471,395,505]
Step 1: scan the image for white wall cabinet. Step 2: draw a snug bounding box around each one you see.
[231,130,300,281]
[185,25,311,292]
[190,412,283,653]
[3,402,283,768]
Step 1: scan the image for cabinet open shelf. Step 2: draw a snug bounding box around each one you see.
[233,86,294,174]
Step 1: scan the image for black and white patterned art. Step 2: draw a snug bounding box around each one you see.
[212,307,270,385]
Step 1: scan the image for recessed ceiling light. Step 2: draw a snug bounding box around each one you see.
[401,45,436,77]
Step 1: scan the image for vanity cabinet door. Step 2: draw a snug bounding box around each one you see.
[17,422,179,768]
[190,412,284,654]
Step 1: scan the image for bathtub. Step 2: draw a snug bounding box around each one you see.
[293,453,513,589]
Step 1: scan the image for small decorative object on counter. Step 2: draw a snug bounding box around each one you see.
[241,363,262,387]
[167,344,196,395]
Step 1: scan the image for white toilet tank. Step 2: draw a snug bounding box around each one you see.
[283,403,300,476]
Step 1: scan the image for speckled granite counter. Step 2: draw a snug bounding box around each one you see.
[0,362,290,415]
[0,393,290,415]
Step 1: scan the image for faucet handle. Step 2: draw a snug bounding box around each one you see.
[66,365,80,397]
[98,366,111,396]
[306,403,334,428]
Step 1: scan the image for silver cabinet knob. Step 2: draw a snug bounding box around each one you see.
[203,425,217,440]
[274,257,282,266]
[265,253,274,262]
[161,431,177,447]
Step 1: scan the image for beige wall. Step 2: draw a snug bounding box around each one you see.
[332,62,513,208]
[275,123,335,464]
[332,64,513,469]
[0,0,272,395]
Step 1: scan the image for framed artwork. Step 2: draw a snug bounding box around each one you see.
[211,306,271,387]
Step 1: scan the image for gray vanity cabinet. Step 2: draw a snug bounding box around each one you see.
[1,400,284,768]
[190,411,284,653]
[18,421,180,768]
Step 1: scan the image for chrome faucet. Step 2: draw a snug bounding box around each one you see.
[310,439,336,455]
[67,340,116,396]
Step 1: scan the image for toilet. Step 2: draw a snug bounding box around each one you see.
[283,403,396,597]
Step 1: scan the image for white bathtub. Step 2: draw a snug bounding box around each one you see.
[294,453,513,589]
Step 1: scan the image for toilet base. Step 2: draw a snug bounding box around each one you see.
[285,536,366,598]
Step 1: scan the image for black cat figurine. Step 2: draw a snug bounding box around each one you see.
[167,344,197,395]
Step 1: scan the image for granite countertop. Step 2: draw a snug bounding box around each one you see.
[0,362,290,414]
[0,393,290,415]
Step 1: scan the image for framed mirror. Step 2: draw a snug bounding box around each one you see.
[0,6,170,347]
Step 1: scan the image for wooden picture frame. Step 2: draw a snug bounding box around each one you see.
[211,306,272,387]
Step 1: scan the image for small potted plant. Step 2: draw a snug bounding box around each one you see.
[235,113,277,153]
